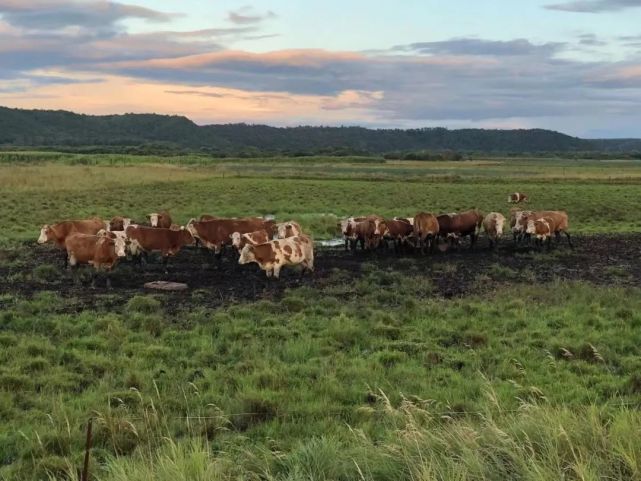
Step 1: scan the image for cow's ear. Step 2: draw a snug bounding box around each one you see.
[229,234,234,239]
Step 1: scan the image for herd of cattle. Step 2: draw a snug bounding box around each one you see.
[35,192,572,280]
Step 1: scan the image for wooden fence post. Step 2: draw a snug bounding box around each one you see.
[81,418,93,481]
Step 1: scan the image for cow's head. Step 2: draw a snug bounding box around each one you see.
[277,222,298,239]
[179,227,195,245]
[495,216,505,237]
[113,236,127,257]
[375,220,388,236]
[238,244,256,265]
[148,213,159,227]
[38,225,53,244]
[525,219,537,235]
[185,220,199,239]
[230,232,242,249]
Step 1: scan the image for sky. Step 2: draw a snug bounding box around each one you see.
[1,0,641,137]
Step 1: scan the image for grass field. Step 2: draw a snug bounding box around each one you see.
[2,152,641,244]
[1,153,641,480]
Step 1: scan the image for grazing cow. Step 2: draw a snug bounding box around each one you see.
[108,216,131,232]
[483,212,506,249]
[38,218,107,248]
[125,226,194,268]
[186,218,276,254]
[413,213,440,254]
[518,210,572,248]
[437,210,484,248]
[276,221,303,239]
[148,211,172,228]
[230,229,270,252]
[378,218,414,252]
[508,192,529,204]
[65,233,126,270]
[238,235,314,278]
[339,217,365,250]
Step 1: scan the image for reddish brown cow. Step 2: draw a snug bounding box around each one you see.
[148,211,172,228]
[38,218,107,248]
[125,226,194,262]
[65,233,127,270]
[186,218,276,254]
[230,229,271,252]
[376,218,413,253]
[413,212,440,254]
[437,210,484,248]
[508,192,529,204]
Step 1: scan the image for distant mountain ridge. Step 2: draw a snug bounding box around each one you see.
[1,106,639,154]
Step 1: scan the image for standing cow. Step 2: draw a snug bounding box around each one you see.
[238,235,314,278]
[413,212,440,254]
[483,212,506,249]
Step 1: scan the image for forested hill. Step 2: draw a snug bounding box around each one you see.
[1,106,639,155]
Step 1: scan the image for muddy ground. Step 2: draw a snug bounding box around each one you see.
[1,234,640,313]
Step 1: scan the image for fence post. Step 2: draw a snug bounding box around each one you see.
[81,418,93,481]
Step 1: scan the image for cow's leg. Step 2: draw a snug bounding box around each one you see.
[555,231,562,243]
[344,238,349,251]
[564,231,574,249]
[546,236,552,250]
[272,265,282,278]
[162,255,169,274]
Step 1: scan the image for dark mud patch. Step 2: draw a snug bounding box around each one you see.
[1,234,641,313]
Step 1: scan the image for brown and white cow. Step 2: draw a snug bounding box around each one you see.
[148,211,172,228]
[523,210,572,248]
[508,192,529,204]
[378,218,414,252]
[412,212,440,254]
[125,225,194,259]
[437,209,484,248]
[275,221,303,239]
[510,209,532,243]
[38,218,107,248]
[108,216,131,232]
[341,215,384,251]
[186,218,276,254]
[65,233,127,270]
[230,229,271,252]
[483,212,506,249]
[526,217,554,248]
[238,235,314,278]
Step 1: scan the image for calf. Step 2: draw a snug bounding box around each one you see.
[413,212,440,254]
[508,192,528,204]
[238,235,314,278]
[483,212,506,249]
[276,221,303,239]
[526,217,553,248]
[148,211,172,228]
[230,229,270,252]
[65,233,127,270]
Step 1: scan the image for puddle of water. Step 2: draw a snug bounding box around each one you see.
[318,238,345,247]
